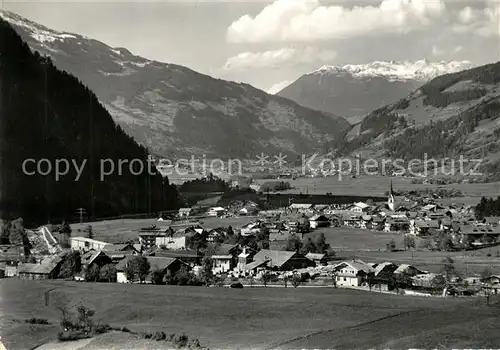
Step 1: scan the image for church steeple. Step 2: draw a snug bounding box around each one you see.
[388,181,395,211]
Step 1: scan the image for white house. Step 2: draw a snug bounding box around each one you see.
[347,202,370,213]
[207,207,226,217]
[212,255,233,274]
[334,260,374,287]
[178,208,192,218]
[70,237,108,252]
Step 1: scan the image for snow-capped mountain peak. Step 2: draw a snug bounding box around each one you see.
[312,60,475,82]
[0,10,81,43]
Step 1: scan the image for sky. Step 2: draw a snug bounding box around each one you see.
[3,0,500,92]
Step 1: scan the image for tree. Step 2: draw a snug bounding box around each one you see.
[301,237,316,254]
[87,225,93,239]
[441,257,456,281]
[402,235,416,251]
[480,267,493,281]
[226,225,234,236]
[58,251,82,279]
[85,264,100,282]
[313,233,330,254]
[282,274,289,288]
[330,271,338,289]
[200,257,214,286]
[291,273,302,288]
[260,270,272,287]
[123,256,150,283]
[285,236,302,252]
[386,239,396,252]
[99,264,116,283]
[150,269,165,285]
[76,306,95,332]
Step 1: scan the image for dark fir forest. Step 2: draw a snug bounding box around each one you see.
[0,19,179,225]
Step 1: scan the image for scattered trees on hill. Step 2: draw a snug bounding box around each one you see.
[475,197,500,220]
[178,174,230,193]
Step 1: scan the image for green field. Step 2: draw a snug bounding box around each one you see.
[254,175,500,198]
[1,279,499,349]
[70,217,257,243]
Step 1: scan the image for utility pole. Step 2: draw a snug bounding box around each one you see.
[76,208,86,224]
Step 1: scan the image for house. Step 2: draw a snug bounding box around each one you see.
[305,253,328,266]
[103,243,139,255]
[206,227,226,243]
[370,217,385,231]
[150,249,202,267]
[360,215,373,229]
[411,273,445,288]
[240,222,262,236]
[482,275,500,294]
[269,230,295,242]
[18,254,65,280]
[251,249,313,271]
[347,202,370,213]
[230,176,252,189]
[460,226,500,245]
[207,207,226,217]
[393,264,422,277]
[236,247,255,273]
[0,244,24,263]
[409,220,440,236]
[370,262,398,291]
[483,216,500,226]
[178,208,192,218]
[211,244,241,274]
[342,215,362,228]
[384,218,409,232]
[155,227,199,250]
[81,250,113,269]
[333,260,374,287]
[115,256,188,283]
[289,203,315,216]
[70,237,108,252]
[309,215,330,229]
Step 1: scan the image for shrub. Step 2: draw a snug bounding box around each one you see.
[172,333,189,348]
[25,317,50,325]
[152,331,167,341]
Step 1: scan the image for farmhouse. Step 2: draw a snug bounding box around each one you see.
[81,250,112,269]
[305,253,328,266]
[207,207,226,217]
[334,260,374,287]
[409,220,440,236]
[138,225,172,250]
[178,208,192,218]
[150,249,202,267]
[211,244,241,274]
[103,243,139,255]
[347,202,370,214]
[18,254,65,280]
[155,228,199,250]
[115,256,188,283]
[309,215,330,229]
[70,237,108,252]
[251,249,312,271]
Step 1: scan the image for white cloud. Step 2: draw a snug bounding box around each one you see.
[453,3,500,37]
[223,46,337,70]
[226,0,447,43]
[432,44,464,57]
[267,79,294,94]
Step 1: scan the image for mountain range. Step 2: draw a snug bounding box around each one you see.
[0,17,179,224]
[338,61,500,178]
[0,10,350,160]
[277,60,475,122]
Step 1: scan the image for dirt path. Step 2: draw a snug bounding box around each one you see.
[35,337,95,350]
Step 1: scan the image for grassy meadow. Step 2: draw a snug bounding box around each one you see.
[1,279,496,350]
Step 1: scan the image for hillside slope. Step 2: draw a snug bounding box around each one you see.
[0,10,350,159]
[338,61,500,177]
[0,18,179,225]
[278,60,473,120]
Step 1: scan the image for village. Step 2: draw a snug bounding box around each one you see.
[2,181,500,300]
